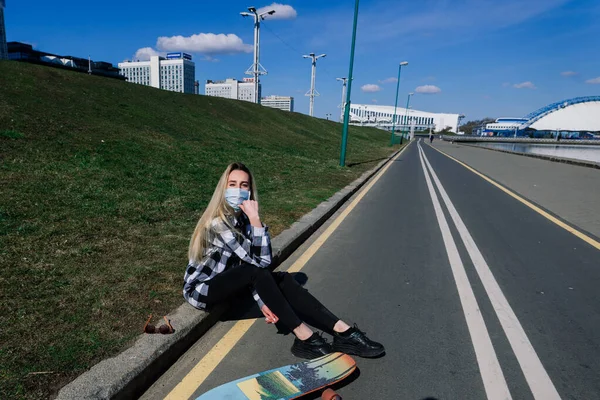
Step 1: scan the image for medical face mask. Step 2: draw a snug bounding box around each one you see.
[225,188,250,211]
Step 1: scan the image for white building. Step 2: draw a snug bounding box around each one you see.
[205,78,260,103]
[348,104,462,133]
[118,53,196,94]
[0,0,8,60]
[261,95,294,112]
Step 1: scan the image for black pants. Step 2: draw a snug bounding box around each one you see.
[205,263,339,332]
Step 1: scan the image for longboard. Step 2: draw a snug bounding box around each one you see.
[196,352,356,400]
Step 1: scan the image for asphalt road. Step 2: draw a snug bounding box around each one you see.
[141,140,600,400]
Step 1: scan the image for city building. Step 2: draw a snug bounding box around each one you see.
[118,53,196,94]
[205,78,261,103]
[7,42,123,79]
[480,96,600,138]
[261,95,294,112]
[1,1,9,60]
[347,104,462,133]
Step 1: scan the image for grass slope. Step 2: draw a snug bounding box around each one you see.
[0,60,399,399]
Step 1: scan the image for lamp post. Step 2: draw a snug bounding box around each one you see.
[303,53,326,117]
[336,77,348,122]
[240,6,276,104]
[402,92,414,143]
[339,0,360,167]
[390,61,408,146]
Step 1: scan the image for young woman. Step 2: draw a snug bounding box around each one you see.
[183,162,385,359]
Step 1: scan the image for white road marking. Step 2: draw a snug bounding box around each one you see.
[417,144,512,400]
[420,144,562,400]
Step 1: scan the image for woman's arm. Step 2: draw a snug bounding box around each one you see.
[213,219,272,267]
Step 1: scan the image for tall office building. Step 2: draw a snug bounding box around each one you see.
[205,78,261,103]
[118,53,196,94]
[261,95,294,112]
[0,0,8,60]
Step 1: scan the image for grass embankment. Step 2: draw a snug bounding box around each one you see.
[0,60,403,399]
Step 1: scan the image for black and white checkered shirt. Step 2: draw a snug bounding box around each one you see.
[183,213,272,310]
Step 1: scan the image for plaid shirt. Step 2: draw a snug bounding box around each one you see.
[183,213,272,310]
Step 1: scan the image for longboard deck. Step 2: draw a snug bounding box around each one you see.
[196,352,356,400]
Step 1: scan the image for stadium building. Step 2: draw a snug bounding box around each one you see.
[482,96,600,139]
[347,104,463,133]
[8,41,123,79]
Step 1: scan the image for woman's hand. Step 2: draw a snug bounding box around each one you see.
[261,304,279,324]
[239,200,261,227]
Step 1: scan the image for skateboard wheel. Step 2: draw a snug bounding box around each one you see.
[322,388,342,400]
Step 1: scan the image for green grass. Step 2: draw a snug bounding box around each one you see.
[0,60,404,399]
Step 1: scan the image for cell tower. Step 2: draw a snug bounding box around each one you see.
[0,0,8,60]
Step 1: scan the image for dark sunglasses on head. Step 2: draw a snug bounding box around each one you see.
[143,314,174,334]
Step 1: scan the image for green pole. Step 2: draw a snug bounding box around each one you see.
[390,64,402,146]
[339,0,360,167]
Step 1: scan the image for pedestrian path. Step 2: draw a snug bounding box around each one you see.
[431,140,600,238]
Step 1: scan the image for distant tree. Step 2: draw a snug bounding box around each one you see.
[460,118,496,135]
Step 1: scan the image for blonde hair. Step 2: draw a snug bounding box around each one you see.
[188,162,258,263]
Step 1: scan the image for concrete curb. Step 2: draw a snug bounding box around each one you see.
[55,144,408,400]
[457,142,600,170]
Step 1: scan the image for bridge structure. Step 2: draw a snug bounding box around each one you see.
[481,96,600,138]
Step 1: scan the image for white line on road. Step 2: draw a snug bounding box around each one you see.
[417,144,512,400]
[419,143,562,400]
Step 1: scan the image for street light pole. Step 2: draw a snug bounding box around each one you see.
[336,77,348,122]
[340,0,360,167]
[304,53,326,117]
[402,92,414,143]
[241,6,276,104]
[390,61,408,146]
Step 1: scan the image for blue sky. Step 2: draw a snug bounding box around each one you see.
[5,0,600,120]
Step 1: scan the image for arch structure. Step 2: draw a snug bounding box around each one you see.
[518,96,600,132]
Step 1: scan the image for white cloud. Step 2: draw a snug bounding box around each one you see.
[585,77,600,84]
[561,71,578,77]
[133,47,163,61]
[513,81,536,89]
[378,77,398,84]
[415,85,441,94]
[257,3,297,20]
[361,84,382,93]
[157,33,252,55]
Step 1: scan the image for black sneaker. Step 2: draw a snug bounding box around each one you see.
[291,332,333,359]
[332,324,385,358]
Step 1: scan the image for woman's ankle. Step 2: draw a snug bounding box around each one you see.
[333,320,351,333]
[293,323,314,340]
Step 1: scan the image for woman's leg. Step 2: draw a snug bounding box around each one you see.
[205,264,304,332]
[273,272,349,333]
